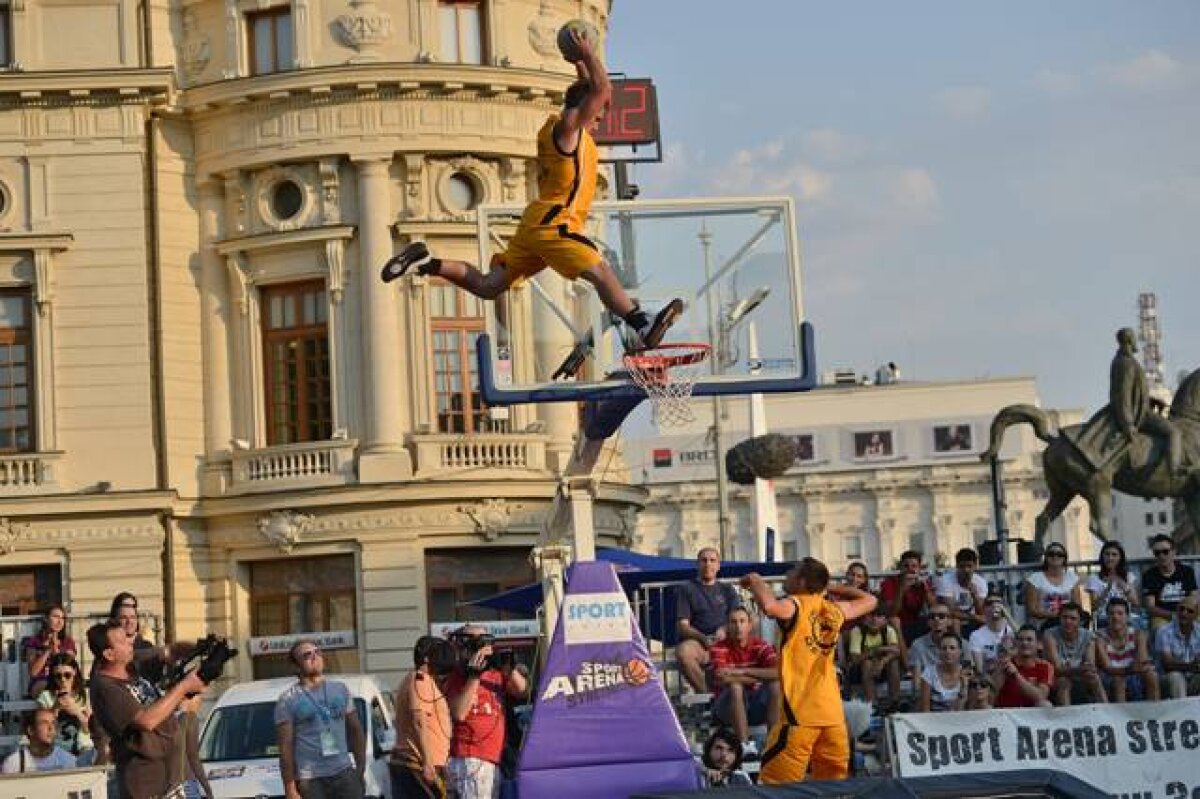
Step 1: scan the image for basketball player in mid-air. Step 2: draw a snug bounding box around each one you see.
[381,28,682,371]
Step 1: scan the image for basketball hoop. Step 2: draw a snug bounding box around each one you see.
[623,343,711,427]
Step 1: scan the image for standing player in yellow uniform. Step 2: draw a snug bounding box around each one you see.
[741,558,877,783]
[381,28,683,360]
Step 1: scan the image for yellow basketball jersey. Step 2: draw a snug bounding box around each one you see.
[776,593,845,727]
[526,114,598,231]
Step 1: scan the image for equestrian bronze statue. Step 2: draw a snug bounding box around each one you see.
[982,328,1199,545]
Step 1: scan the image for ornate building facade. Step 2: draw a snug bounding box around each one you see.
[0,0,638,687]
[625,377,1094,573]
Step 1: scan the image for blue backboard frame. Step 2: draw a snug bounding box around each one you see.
[478,321,818,405]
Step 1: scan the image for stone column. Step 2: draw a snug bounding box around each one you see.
[354,156,412,481]
[532,273,578,472]
[199,180,233,493]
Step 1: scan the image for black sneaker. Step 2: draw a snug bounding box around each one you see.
[630,298,684,351]
[380,241,432,283]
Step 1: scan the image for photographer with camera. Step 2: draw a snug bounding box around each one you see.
[275,640,366,799]
[445,625,527,799]
[87,619,212,798]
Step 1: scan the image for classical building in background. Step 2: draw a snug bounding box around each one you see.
[625,377,1094,572]
[0,0,639,687]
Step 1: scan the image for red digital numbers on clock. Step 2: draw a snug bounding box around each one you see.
[594,78,660,147]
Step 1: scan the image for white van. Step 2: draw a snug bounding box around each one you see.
[199,674,396,799]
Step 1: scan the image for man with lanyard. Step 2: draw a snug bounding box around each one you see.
[88,619,209,799]
[675,547,742,693]
[276,640,366,799]
[740,558,876,783]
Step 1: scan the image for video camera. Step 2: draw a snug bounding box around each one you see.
[163,633,238,692]
[450,630,515,676]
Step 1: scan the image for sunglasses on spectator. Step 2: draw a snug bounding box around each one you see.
[1152,548,1172,556]
[1180,607,1197,615]
[52,670,75,679]
[1046,551,1067,558]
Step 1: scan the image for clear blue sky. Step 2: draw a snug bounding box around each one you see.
[606,2,1200,413]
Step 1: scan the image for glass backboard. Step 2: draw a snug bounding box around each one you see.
[475,196,816,405]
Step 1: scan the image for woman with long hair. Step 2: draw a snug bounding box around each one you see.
[918,632,967,712]
[845,562,871,592]
[23,604,77,697]
[1023,542,1083,629]
[34,652,95,763]
[1086,541,1140,629]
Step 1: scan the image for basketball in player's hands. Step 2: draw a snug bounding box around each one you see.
[557,19,599,62]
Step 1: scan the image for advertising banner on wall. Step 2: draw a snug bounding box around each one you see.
[517,560,700,799]
[247,629,356,657]
[891,698,1200,798]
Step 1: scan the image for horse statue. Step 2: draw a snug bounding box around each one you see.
[981,365,1200,546]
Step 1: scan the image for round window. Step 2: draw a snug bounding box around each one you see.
[271,180,305,220]
[444,172,480,212]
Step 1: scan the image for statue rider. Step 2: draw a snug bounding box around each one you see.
[1111,327,1185,478]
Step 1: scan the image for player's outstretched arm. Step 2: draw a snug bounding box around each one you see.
[740,573,796,623]
[555,30,612,152]
[827,583,877,623]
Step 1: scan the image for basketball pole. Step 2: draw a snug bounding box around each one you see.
[700,222,733,559]
[747,322,781,562]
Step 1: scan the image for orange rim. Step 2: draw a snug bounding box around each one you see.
[623,342,711,371]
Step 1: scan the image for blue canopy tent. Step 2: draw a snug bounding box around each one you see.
[467,548,794,644]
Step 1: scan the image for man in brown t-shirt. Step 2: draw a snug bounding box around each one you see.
[87,620,207,799]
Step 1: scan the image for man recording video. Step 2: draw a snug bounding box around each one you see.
[87,619,211,799]
[445,625,528,799]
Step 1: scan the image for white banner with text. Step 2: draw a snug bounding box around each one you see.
[891,698,1200,799]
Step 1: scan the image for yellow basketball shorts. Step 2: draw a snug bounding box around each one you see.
[759,723,849,784]
[495,221,603,281]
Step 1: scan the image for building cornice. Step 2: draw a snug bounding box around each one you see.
[0,68,174,105]
[0,490,176,519]
[216,224,355,256]
[0,232,73,250]
[180,63,569,115]
[173,477,647,519]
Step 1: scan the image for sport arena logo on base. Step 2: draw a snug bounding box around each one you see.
[563,592,632,645]
[540,658,655,707]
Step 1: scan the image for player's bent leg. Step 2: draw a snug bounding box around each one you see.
[760,725,818,785]
[577,260,684,351]
[381,241,434,282]
[809,724,851,781]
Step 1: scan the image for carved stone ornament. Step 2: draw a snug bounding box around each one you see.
[616,506,638,548]
[460,499,512,541]
[0,518,30,555]
[527,0,560,58]
[257,510,316,554]
[180,9,212,80]
[334,0,393,58]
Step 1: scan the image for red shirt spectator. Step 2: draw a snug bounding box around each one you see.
[996,659,1054,708]
[879,552,935,642]
[709,636,778,692]
[444,669,507,764]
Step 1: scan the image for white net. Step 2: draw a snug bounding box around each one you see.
[623,344,711,428]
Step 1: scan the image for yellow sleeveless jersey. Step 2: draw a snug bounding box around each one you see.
[524,114,598,232]
[776,593,845,727]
